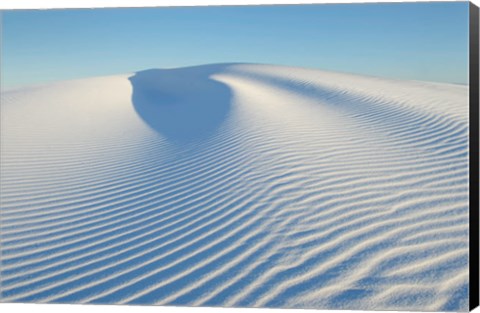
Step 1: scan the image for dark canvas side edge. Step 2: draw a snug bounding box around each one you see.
[470,1,480,311]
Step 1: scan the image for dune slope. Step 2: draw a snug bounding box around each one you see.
[0,64,470,311]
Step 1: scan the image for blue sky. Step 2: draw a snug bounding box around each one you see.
[1,2,470,89]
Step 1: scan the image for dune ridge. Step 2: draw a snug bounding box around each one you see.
[0,64,469,311]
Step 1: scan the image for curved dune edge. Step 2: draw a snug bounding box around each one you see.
[0,63,469,311]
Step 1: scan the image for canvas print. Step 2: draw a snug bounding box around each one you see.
[0,1,478,312]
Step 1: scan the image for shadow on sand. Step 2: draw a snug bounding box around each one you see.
[129,65,234,144]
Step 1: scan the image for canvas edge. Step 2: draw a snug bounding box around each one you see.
[470,1,480,312]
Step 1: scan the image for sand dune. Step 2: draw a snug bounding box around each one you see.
[0,64,469,311]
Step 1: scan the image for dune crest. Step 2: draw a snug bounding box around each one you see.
[0,64,469,311]
[129,65,234,143]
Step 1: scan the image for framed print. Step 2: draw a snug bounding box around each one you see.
[0,1,479,312]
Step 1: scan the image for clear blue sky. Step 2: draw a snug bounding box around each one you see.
[1,2,470,89]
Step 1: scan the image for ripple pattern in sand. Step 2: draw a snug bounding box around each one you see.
[0,64,470,311]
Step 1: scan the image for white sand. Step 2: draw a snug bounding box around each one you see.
[0,64,469,311]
